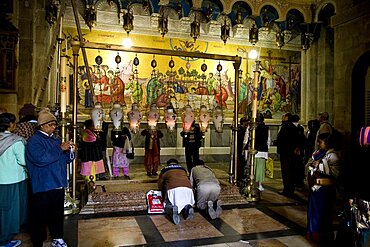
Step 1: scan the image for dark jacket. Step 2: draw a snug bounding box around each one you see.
[26,131,74,193]
[255,123,269,152]
[276,121,300,155]
[181,124,202,148]
[141,129,163,150]
[158,164,192,194]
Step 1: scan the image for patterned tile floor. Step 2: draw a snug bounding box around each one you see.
[13,161,321,247]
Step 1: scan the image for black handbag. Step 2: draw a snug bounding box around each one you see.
[126,140,134,159]
[126,152,134,159]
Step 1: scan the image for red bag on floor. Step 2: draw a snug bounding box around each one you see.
[146,190,164,214]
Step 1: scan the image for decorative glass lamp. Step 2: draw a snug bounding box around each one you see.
[147,103,159,129]
[198,105,210,132]
[127,103,142,133]
[182,105,195,132]
[213,106,224,133]
[165,106,177,132]
[91,102,103,131]
[110,103,123,130]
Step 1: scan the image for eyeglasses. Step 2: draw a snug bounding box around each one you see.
[46,122,57,128]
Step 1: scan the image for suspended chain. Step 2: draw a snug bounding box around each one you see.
[33,0,66,106]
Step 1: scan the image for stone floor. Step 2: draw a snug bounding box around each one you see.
[12,161,323,247]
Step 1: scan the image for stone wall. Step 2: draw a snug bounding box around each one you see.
[332,0,370,132]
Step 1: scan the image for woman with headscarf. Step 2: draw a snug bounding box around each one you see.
[0,113,27,247]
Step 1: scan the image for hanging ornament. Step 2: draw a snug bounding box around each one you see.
[115,52,121,74]
[198,105,210,133]
[91,102,104,132]
[95,54,103,65]
[217,62,222,73]
[182,105,194,132]
[165,105,177,132]
[201,62,207,73]
[133,54,140,66]
[110,103,123,130]
[151,55,157,76]
[147,103,159,129]
[127,103,142,134]
[169,57,175,69]
[213,106,224,133]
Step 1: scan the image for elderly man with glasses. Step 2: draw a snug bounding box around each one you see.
[26,108,75,247]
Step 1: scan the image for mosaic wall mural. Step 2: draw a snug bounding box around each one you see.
[66,29,301,120]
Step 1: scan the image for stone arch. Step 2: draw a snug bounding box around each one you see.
[351,51,370,140]
[223,0,256,15]
[315,1,336,23]
[96,0,118,12]
[256,2,282,20]
[283,7,309,23]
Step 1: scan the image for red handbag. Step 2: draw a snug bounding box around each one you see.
[146,190,164,214]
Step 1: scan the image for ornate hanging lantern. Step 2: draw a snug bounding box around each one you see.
[85,4,97,31]
[147,103,159,129]
[165,106,177,132]
[127,103,142,134]
[91,102,104,131]
[45,0,59,26]
[220,19,230,45]
[151,55,157,76]
[301,32,311,51]
[110,103,123,130]
[198,105,210,133]
[158,15,168,38]
[182,105,195,132]
[123,10,134,34]
[115,52,121,74]
[213,106,224,133]
[249,24,259,45]
[276,30,284,48]
[190,18,200,42]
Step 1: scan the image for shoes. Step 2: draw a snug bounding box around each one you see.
[124,175,130,180]
[99,177,107,180]
[215,200,223,218]
[146,172,152,176]
[51,238,68,247]
[183,204,194,220]
[152,172,158,176]
[258,185,264,191]
[172,205,180,225]
[207,201,217,219]
[1,240,21,247]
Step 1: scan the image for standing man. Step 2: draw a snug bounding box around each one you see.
[181,121,202,173]
[276,113,300,197]
[237,117,249,184]
[158,159,195,225]
[26,109,75,247]
[190,160,222,219]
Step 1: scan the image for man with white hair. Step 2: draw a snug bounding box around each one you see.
[314,112,333,150]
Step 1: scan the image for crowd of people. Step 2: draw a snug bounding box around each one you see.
[0,106,75,247]
[2,103,370,246]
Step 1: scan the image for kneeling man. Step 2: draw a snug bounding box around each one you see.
[190,160,222,219]
[158,159,195,224]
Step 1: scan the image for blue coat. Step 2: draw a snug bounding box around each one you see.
[26,131,74,193]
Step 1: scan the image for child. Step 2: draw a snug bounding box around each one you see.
[79,119,105,181]
[111,127,132,179]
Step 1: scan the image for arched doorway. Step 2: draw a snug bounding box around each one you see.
[351,51,370,141]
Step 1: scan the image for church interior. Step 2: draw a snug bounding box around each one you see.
[1,0,370,246]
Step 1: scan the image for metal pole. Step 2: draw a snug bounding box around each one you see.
[71,41,80,201]
[230,60,241,184]
[242,60,261,202]
[71,0,94,96]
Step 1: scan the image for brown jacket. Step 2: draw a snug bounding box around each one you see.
[158,165,192,195]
